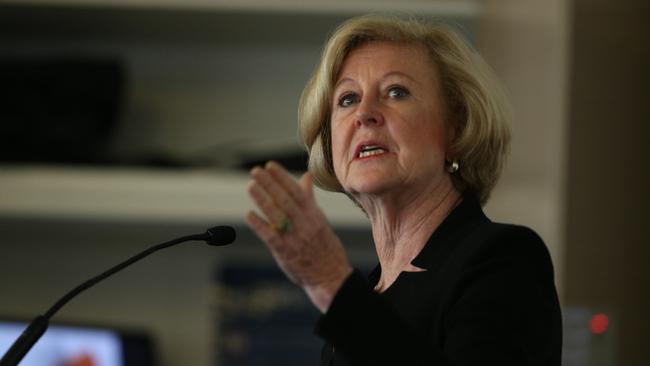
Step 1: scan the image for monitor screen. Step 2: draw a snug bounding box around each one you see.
[0,320,153,366]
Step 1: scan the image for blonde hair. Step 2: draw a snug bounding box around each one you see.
[298,14,511,205]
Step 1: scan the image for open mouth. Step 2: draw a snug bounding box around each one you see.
[357,144,388,158]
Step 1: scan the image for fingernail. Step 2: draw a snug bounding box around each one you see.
[268,161,284,171]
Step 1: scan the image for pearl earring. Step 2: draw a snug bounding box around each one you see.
[447,160,460,173]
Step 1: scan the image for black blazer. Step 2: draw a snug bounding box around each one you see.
[315,195,562,366]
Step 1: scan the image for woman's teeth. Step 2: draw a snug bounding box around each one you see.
[358,146,387,158]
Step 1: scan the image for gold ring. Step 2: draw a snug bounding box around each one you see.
[271,216,291,234]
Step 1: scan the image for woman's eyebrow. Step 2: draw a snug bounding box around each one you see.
[334,71,418,91]
[334,77,355,91]
[382,71,418,83]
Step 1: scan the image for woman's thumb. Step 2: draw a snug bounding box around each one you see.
[299,172,314,197]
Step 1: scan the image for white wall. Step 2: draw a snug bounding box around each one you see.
[478,0,570,299]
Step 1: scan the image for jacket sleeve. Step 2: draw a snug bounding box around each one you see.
[314,225,562,366]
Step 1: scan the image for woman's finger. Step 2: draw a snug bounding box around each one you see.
[266,161,308,205]
[246,210,301,284]
[251,165,301,217]
[245,210,283,247]
[298,172,314,199]
[247,179,287,225]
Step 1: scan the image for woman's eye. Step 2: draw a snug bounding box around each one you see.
[338,93,359,107]
[388,86,409,99]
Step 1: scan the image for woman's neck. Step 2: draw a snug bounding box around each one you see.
[355,178,461,292]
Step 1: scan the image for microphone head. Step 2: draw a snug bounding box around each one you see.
[204,226,236,246]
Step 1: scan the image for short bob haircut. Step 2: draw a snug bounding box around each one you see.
[298,14,511,205]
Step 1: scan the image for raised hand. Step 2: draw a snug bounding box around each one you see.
[245,161,353,313]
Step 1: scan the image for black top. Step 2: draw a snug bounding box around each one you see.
[315,195,562,366]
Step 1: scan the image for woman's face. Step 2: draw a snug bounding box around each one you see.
[331,41,451,197]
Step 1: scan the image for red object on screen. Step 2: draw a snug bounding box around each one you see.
[589,313,609,334]
[61,353,96,366]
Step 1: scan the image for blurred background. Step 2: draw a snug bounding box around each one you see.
[0,0,647,365]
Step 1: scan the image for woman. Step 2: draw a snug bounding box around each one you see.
[245,15,561,366]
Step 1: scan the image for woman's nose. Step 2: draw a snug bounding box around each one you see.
[354,96,384,127]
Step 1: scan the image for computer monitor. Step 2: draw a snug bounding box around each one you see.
[0,319,154,366]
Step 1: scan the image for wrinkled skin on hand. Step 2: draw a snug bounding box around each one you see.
[245,161,353,313]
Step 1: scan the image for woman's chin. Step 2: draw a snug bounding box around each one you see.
[339,161,404,196]
[345,177,399,197]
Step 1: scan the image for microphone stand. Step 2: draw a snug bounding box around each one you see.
[0,226,235,366]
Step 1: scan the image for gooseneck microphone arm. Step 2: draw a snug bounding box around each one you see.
[0,226,236,366]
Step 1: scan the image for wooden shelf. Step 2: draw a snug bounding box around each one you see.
[0,165,368,226]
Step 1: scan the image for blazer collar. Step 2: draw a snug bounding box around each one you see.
[410,194,488,270]
[368,194,488,285]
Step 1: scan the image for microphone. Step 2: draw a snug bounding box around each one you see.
[204,225,236,246]
[0,225,236,366]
